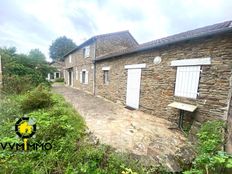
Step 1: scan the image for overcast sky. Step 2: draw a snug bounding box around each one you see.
[0,0,231,60]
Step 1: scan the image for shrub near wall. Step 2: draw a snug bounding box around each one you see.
[0,87,162,174]
[184,121,232,174]
[0,47,53,94]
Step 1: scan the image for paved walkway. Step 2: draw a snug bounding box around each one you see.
[52,84,194,172]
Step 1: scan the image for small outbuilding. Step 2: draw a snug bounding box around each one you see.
[47,61,64,81]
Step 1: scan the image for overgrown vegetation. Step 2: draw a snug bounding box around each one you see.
[0,47,54,94]
[54,77,64,82]
[1,46,164,173]
[21,85,53,112]
[184,120,232,174]
[0,87,165,174]
[1,46,231,173]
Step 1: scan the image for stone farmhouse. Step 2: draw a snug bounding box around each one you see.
[47,61,64,81]
[63,31,138,93]
[63,21,232,152]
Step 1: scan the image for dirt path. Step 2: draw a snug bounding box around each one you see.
[52,84,194,172]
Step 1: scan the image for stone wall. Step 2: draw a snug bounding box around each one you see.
[63,31,139,94]
[96,32,138,57]
[95,32,232,123]
[64,43,95,94]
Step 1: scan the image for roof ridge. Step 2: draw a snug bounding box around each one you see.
[63,30,137,58]
[96,20,232,61]
[141,20,232,47]
[94,30,129,38]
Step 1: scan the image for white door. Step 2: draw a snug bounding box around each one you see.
[126,68,142,109]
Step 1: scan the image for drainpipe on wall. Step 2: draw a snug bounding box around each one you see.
[93,40,97,95]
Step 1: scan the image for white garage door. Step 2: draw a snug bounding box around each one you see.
[126,68,142,109]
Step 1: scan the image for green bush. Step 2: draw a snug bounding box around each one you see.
[0,94,24,125]
[55,77,64,82]
[0,89,167,174]
[3,75,34,94]
[1,47,55,94]
[184,120,232,174]
[21,85,53,112]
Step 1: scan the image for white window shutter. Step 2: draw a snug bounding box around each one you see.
[76,68,78,80]
[86,46,90,57]
[80,71,82,83]
[85,71,88,84]
[174,66,201,99]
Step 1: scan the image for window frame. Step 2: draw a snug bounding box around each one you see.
[103,70,109,85]
[76,67,78,80]
[83,46,90,58]
[174,66,201,99]
[82,71,86,84]
[171,57,211,99]
[80,69,88,84]
[55,72,60,78]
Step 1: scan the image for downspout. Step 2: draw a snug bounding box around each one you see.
[93,39,97,95]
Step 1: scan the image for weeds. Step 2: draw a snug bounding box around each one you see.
[0,87,163,174]
[183,120,232,174]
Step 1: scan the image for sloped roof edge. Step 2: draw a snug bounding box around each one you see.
[62,30,137,58]
[95,20,232,62]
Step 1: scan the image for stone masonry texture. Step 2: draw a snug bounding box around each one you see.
[95,32,232,124]
[63,32,138,94]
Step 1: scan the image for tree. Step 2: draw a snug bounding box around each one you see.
[49,36,77,61]
[28,49,46,61]
[0,47,54,94]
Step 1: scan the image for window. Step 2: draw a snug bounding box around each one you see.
[69,55,72,63]
[80,70,88,84]
[50,73,54,79]
[103,70,109,84]
[174,66,201,99]
[102,67,110,84]
[76,68,78,80]
[171,58,211,99]
[83,46,90,58]
[55,72,60,78]
[82,71,86,83]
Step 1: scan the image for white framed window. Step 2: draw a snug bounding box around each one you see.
[172,57,211,99]
[69,55,72,63]
[55,72,60,78]
[83,46,90,58]
[76,67,78,80]
[103,70,109,84]
[80,69,88,84]
[174,66,201,99]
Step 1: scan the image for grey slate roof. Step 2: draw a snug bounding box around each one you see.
[96,20,232,61]
[63,30,138,58]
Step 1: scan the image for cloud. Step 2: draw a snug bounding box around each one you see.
[0,0,231,60]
